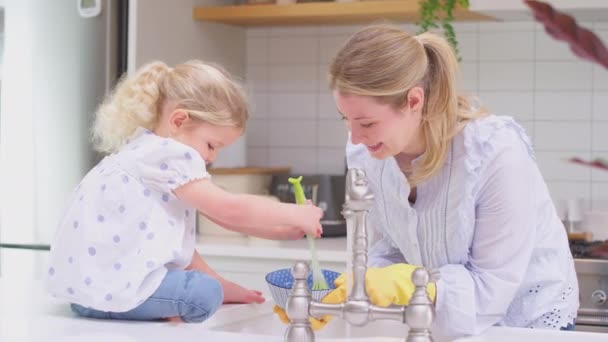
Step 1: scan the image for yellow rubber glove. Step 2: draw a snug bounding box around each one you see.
[332,263,436,307]
[273,281,347,330]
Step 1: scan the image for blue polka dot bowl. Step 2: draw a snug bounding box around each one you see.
[265,268,340,309]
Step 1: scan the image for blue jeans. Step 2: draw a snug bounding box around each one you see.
[71,270,223,323]
[560,322,575,331]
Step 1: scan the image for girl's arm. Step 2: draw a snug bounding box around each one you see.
[204,215,305,240]
[174,178,322,238]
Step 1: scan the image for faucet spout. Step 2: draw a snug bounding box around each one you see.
[344,168,375,210]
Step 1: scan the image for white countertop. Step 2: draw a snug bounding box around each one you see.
[1,248,606,342]
[2,278,606,342]
[196,235,348,262]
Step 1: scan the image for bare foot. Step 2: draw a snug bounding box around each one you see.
[167,316,183,324]
[222,281,265,304]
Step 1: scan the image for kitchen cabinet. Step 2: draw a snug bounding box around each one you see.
[196,236,347,294]
[193,0,495,26]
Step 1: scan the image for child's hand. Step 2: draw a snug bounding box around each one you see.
[222,280,265,304]
[294,203,324,238]
[277,226,307,240]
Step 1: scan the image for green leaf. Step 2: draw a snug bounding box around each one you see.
[417,0,465,61]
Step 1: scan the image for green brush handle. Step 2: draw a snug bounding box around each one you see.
[289,176,315,245]
[288,176,328,289]
[288,176,307,205]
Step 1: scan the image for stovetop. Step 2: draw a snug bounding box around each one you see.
[571,246,608,328]
[569,240,608,259]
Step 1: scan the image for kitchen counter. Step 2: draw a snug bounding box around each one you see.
[196,235,348,262]
[1,277,606,342]
[0,248,605,341]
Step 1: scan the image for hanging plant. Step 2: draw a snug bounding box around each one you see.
[417,0,469,61]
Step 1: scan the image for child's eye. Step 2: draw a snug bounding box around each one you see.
[361,122,375,128]
[208,143,215,151]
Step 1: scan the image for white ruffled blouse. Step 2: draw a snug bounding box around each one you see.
[346,115,579,336]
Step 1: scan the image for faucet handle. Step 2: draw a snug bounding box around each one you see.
[411,268,429,286]
[285,261,315,342]
[411,267,441,285]
[409,268,435,306]
[405,267,435,342]
[292,260,310,280]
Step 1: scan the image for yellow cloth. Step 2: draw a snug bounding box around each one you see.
[273,286,345,330]
[273,305,329,331]
[273,263,436,330]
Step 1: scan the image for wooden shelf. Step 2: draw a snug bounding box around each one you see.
[192,0,496,26]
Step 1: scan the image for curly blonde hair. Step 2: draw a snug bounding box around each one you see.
[92,60,249,154]
[330,24,486,186]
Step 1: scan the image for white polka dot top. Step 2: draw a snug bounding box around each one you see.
[46,127,209,312]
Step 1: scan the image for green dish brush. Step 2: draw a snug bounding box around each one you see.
[289,176,329,290]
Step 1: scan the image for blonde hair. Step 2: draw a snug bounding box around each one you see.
[330,24,486,186]
[92,60,249,154]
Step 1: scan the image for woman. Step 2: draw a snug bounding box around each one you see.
[322,24,578,336]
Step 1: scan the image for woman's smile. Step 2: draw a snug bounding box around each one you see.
[367,142,383,152]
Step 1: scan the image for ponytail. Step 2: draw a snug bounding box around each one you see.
[410,33,460,186]
[92,61,170,154]
[92,60,249,155]
[410,32,486,185]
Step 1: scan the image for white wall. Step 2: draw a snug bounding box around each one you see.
[0,0,110,244]
[244,22,608,209]
[134,0,245,75]
[132,0,247,167]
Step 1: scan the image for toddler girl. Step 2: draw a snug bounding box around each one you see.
[46,60,323,323]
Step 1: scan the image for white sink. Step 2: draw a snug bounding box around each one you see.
[202,301,450,342]
[202,301,608,342]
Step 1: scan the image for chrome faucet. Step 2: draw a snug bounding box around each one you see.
[284,168,438,342]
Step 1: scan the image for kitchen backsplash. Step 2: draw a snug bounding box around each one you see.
[244,21,608,208]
